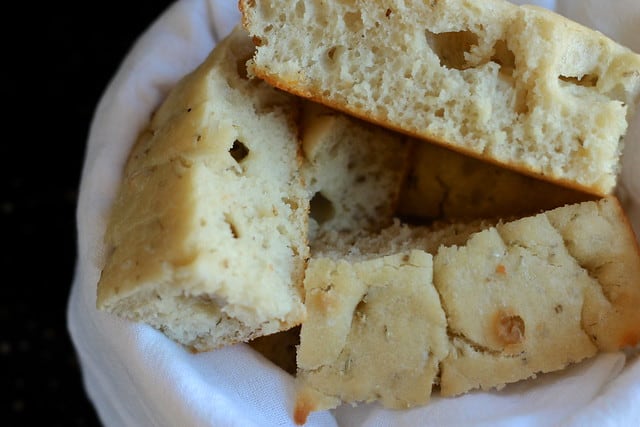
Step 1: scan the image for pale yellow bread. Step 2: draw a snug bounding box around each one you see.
[240,0,640,195]
[301,101,411,239]
[96,26,309,352]
[250,100,412,374]
[434,196,640,395]
[294,250,448,424]
[398,141,593,221]
[293,196,640,423]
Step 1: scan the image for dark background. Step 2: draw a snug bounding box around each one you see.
[2,1,175,425]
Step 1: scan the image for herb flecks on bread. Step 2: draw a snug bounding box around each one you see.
[96,26,415,352]
[296,250,448,421]
[94,20,640,426]
[96,27,309,351]
[293,197,640,423]
[240,0,640,195]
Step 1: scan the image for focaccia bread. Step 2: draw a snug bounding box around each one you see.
[301,101,411,239]
[295,250,448,424]
[293,196,640,423]
[96,26,309,351]
[248,101,413,373]
[398,141,593,221]
[240,0,640,195]
[96,25,415,352]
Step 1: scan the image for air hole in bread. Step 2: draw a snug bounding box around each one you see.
[324,46,345,69]
[295,0,305,18]
[310,192,335,225]
[344,11,363,33]
[229,140,250,163]
[425,29,478,70]
[559,73,599,88]
[327,46,338,61]
[282,196,299,211]
[236,56,252,79]
[224,214,240,239]
[355,294,368,315]
[514,88,530,115]
[490,39,516,78]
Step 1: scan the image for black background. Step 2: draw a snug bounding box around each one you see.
[2,1,175,425]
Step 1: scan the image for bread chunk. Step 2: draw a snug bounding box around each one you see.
[398,142,593,221]
[301,101,411,239]
[96,26,308,351]
[436,215,600,395]
[295,250,449,424]
[240,0,640,195]
[97,26,414,351]
[294,197,640,422]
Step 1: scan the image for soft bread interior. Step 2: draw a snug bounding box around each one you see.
[241,0,640,195]
[96,27,308,351]
[293,197,640,422]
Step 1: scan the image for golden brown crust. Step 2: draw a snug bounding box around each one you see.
[242,0,640,195]
[237,0,251,31]
[250,65,610,197]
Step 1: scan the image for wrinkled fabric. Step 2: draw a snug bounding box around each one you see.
[67,1,640,425]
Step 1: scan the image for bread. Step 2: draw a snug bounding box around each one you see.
[435,195,640,395]
[398,141,593,221]
[240,0,640,195]
[293,196,640,422]
[94,10,640,422]
[300,101,411,239]
[96,24,416,352]
[302,105,590,224]
[248,100,412,373]
[294,249,448,424]
[96,26,309,351]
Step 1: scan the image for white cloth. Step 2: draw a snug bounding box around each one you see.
[67,1,640,425]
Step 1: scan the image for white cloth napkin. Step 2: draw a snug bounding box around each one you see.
[67,0,640,425]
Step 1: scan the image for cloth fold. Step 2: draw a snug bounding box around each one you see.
[68,0,640,425]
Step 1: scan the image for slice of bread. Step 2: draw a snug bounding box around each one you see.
[398,141,593,221]
[249,101,412,373]
[300,101,411,240]
[293,196,640,422]
[97,23,417,352]
[437,195,640,394]
[240,0,640,195]
[96,26,309,352]
[294,249,448,424]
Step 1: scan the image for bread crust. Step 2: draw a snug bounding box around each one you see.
[294,196,640,416]
[96,26,309,351]
[241,0,640,195]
